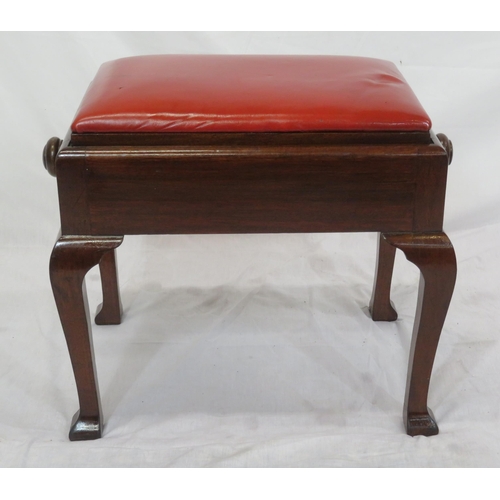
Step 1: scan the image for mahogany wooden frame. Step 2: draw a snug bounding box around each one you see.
[44,129,456,440]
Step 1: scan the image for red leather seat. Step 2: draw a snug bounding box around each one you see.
[71,55,431,134]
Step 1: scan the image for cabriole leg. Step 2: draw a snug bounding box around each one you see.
[369,232,398,321]
[95,249,122,325]
[50,235,123,440]
[383,232,456,436]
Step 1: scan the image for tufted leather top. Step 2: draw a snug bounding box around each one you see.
[71,55,431,134]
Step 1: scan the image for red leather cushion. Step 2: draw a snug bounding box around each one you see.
[71,55,431,133]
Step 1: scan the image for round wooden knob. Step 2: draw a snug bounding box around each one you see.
[43,137,62,177]
[436,133,453,165]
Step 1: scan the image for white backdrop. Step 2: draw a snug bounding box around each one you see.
[1,32,500,467]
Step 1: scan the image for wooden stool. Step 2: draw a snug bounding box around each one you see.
[44,55,456,440]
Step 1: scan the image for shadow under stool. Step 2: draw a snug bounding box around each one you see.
[43,55,456,440]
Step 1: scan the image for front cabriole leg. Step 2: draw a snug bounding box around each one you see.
[383,232,456,436]
[50,235,123,440]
